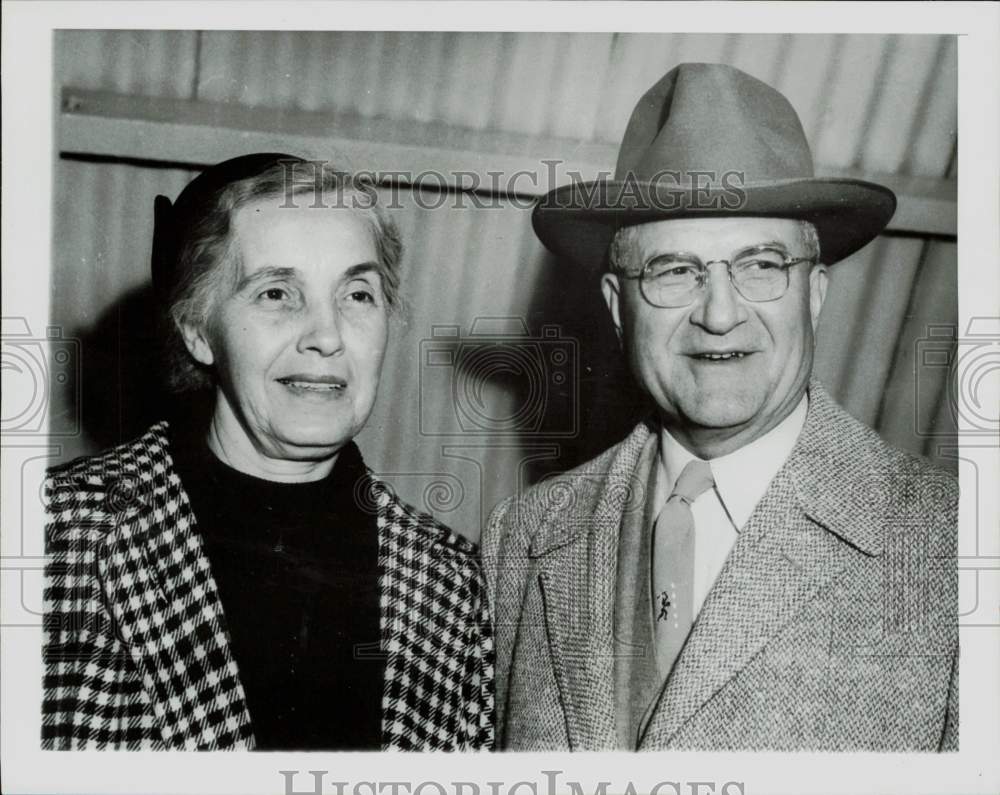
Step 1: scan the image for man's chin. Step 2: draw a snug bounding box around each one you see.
[676,395,763,433]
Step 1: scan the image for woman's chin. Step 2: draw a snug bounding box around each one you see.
[266,422,360,457]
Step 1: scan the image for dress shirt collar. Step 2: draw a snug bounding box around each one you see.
[659,394,808,530]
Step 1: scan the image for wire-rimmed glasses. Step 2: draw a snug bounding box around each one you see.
[620,245,817,308]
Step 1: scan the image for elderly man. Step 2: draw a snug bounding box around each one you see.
[483,63,957,752]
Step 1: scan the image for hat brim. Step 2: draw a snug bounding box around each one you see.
[532,177,896,270]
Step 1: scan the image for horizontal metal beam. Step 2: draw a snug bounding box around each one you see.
[59,87,955,237]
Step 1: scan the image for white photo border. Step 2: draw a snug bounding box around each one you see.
[2,2,997,794]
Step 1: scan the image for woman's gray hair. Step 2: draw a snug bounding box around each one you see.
[608,219,821,273]
[163,163,403,393]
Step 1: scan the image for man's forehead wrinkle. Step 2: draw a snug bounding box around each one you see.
[636,228,797,259]
[647,240,793,261]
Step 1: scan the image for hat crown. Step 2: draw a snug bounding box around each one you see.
[615,62,814,184]
[531,61,896,270]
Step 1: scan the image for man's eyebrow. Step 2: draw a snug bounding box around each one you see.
[645,240,792,261]
[236,266,297,292]
[734,240,791,257]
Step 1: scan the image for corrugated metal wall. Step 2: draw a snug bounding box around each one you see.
[56,31,958,176]
[51,31,957,541]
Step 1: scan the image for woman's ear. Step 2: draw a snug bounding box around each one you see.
[178,318,215,367]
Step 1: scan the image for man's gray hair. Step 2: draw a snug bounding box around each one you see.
[608,219,821,274]
[163,163,403,393]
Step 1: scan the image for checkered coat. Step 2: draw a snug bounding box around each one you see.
[483,380,959,751]
[42,422,495,750]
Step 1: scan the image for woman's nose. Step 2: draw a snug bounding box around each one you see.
[297,304,344,356]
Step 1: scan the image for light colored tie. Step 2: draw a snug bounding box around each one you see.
[652,458,715,680]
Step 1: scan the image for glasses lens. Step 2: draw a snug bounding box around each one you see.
[731,250,789,301]
[642,257,702,307]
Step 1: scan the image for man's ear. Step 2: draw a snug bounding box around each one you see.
[601,272,624,343]
[178,318,215,367]
[808,263,828,332]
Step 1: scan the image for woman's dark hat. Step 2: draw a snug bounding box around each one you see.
[532,63,896,270]
[151,153,305,299]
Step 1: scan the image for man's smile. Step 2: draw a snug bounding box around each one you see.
[689,351,752,361]
[684,345,759,363]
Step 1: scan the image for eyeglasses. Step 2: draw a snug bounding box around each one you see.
[620,245,817,308]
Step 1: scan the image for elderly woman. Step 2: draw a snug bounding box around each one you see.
[43,154,494,751]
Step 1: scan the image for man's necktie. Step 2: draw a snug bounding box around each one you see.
[652,458,715,680]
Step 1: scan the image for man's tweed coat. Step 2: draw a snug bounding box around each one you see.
[482,380,958,751]
[42,422,495,751]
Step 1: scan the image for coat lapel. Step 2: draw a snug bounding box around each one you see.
[97,424,254,750]
[532,421,654,750]
[640,381,885,748]
[639,466,846,747]
[614,431,663,747]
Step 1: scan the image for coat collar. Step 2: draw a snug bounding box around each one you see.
[789,379,888,557]
[95,421,413,750]
[527,380,886,560]
[528,419,656,559]
[529,379,886,749]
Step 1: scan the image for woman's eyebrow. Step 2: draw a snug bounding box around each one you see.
[236,266,297,292]
[235,263,381,292]
[341,262,381,281]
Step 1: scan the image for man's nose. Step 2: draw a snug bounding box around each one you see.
[688,262,748,334]
[297,303,345,356]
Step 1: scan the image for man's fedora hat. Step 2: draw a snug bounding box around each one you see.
[532,62,896,270]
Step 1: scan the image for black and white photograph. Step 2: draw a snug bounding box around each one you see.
[1,2,998,794]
